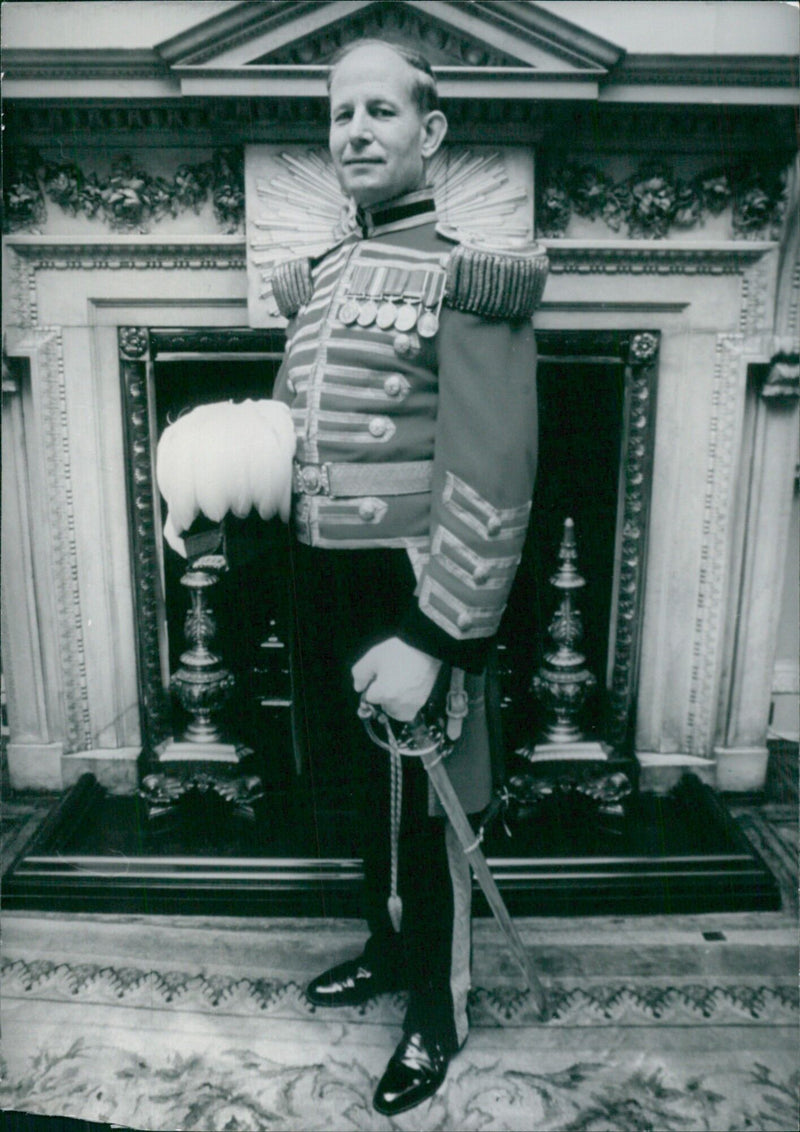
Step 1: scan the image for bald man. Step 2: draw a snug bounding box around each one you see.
[272,39,547,1115]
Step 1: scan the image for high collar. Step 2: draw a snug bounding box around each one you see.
[356,187,437,238]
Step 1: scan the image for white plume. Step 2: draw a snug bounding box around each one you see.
[156,399,296,557]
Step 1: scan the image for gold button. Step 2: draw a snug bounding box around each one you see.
[359,499,377,521]
[474,564,490,584]
[457,611,472,629]
[394,332,417,357]
[487,515,502,536]
[369,417,388,437]
[384,375,403,397]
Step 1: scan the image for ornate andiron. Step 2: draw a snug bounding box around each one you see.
[498,518,630,838]
[171,554,234,745]
[140,551,262,827]
[531,518,598,746]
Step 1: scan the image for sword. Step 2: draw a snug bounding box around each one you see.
[358,689,549,1022]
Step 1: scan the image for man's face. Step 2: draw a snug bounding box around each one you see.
[329,45,430,207]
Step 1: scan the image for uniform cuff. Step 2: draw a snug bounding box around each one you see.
[398,601,490,675]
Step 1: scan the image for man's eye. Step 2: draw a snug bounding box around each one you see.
[373,107,395,118]
[333,111,352,124]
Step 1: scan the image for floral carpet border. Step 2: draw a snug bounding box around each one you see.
[2,958,796,1028]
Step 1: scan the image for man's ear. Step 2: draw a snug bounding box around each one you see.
[420,110,448,159]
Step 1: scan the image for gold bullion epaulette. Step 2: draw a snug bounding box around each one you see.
[437,225,549,320]
[271,256,313,319]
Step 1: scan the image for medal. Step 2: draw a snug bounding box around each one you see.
[417,310,439,338]
[338,263,369,326]
[357,299,378,327]
[376,301,397,330]
[394,302,418,333]
[395,268,426,333]
[356,264,386,328]
[338,299,359,325]
[417,269,446,339]
[375,267,403,331]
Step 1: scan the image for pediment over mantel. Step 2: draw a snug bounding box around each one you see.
[159,0,623,101]
[3,2,797,106]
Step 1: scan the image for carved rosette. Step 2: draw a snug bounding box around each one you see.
[119,326,149,359]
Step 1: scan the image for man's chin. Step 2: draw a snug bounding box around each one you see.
[343,177,389,204]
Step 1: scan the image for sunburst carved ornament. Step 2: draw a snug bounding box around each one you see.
[245,145,534,325]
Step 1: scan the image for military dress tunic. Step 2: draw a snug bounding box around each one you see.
[272,188,547,815]
[272,187,547,1054]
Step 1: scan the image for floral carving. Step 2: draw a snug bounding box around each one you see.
[119,327,149,359]
[210,149,245,234]
[538,160,788,240]
[3,150,46,231]
[3,147,245,234]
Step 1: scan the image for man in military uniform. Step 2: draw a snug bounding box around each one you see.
[271,39,547,1116]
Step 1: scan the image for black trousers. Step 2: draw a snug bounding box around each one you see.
[290,541,472,1052]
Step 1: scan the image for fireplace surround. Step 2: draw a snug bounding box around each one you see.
[4,214,795,801]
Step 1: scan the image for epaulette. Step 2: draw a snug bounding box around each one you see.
[271,256,313,319]
[437,225,549,320]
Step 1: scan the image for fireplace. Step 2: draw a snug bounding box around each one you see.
[120,324,658,782]
[3,222,791,797]
[2,227,788,915]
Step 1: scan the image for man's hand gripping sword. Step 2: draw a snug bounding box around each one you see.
[358,672,549,1021]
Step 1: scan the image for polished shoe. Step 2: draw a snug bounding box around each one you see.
[373,1031,449,1116]
[306,956,401,1008]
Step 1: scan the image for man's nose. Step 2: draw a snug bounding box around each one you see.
[348,108,373,144]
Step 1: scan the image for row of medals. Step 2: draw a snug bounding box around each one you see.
[338,266,446,339]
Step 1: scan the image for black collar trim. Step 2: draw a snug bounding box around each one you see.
[358,189,437,236]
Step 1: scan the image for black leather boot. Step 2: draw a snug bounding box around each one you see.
[373,1031,450,1115]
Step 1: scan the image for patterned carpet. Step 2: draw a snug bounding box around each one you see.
[2,754,796,1131]
[2,899,797,1131]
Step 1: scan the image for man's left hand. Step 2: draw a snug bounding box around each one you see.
[352,637,442,722]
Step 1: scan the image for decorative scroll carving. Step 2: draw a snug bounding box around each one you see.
[537,161,789,241]
[28,329,93,753]
[604,332,661,752]
[685,336,747,757]
[246,145,534,322]
[3,149,245,235]
[119,328,172,756]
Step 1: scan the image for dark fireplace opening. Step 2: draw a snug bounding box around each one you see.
[144,328,649,856]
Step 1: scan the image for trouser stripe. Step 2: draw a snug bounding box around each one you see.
[445,819,472,1050]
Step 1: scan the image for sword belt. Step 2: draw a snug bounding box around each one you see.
[292,459,433,498]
